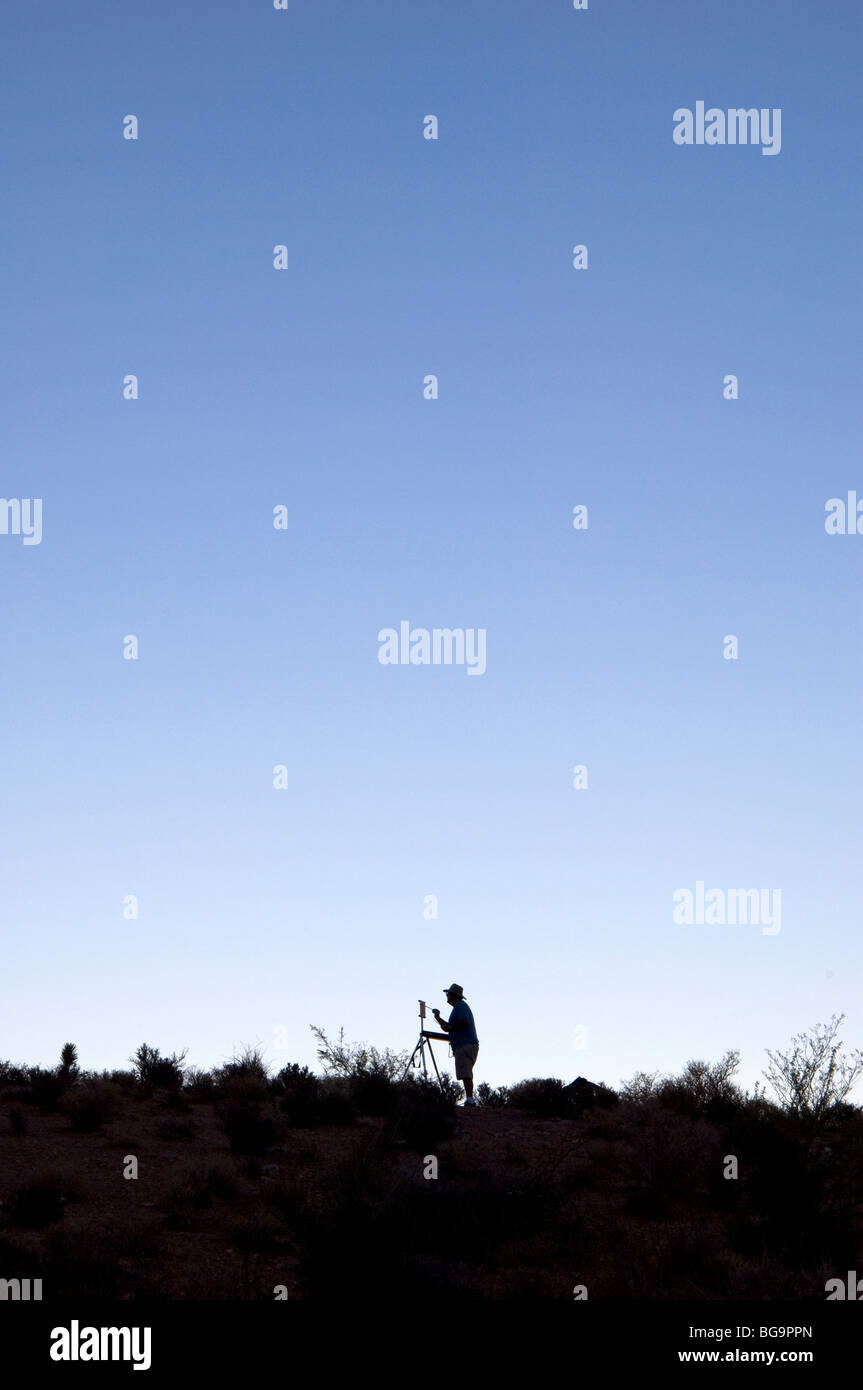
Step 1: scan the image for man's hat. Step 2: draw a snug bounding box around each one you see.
[444,983,464,996]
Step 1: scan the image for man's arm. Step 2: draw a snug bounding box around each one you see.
[432,1007,467,1034]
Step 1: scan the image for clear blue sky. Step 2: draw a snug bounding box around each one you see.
[2,1,861,1098]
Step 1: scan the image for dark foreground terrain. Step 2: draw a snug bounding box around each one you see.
[1,1050,861,1301]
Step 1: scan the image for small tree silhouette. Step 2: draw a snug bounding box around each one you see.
[762,1014,863,1119]
[676,1050,741,1107]
[309,1025,408,1080]
[59,1044,79,1080]
[131,1043,187,1088]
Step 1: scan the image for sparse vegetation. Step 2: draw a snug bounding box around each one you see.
[131,1043,188,1090]
[0,1023,859,1299]
[26,1066,69,1112]
[59,1043,79,1082]
[476,1081,510,1107]
[62,1078,119,1132]
[183,1068,216,1101]
[310,1024,409,1081]
[217,1100,279,1155]
[761,1014,863,1122]
[508,1077,570,1117]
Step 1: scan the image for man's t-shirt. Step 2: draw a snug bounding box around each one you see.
[447,999,478,1048]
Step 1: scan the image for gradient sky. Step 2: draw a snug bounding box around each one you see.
[1,0,861,1099]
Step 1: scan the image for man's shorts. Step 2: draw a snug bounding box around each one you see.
[451,1042,479,1080]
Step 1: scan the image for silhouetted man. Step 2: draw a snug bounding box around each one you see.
[433,983,479,1105]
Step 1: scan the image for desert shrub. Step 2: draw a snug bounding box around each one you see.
[508,1077,571,1118]
[655,1051,744,1119]
[315,1080,356,1125]
[4,1171,72,1228]
[130,1043,187,1089]
[384,1077,456,1150]
[275,1066,355,1127]
[211,1050,270,1104]
[63,1078,119,1132]
[107,1068,138,1088]
[311,1024,409,1081]
[619,1070,661,1102]
[0,1061,29,1090]
[59,1043,79,1082]
[476,1081,510,1107]
[275,1062,318,1118]
[184,1068,216,1101]
[819,1100,863,1133]
[25,1066,70,1112]
[350,1066,397,1117]
[218,1101,279,1155]
[213,1046,270,1095]
[436,1072,463,1105]
[763,1014,863,1122]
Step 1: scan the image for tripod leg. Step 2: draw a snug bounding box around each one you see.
[428,1042,443,1089]
[400,1036,424,1083]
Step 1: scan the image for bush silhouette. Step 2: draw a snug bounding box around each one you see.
[63,1078,119,1132]
[762,1014,863,1122]
[26,1066,70,1112]
[0,1060,28,1090]
[274,1063,319,1120]
[508,1077,571,1118]
[621,1051,745,1120]
[273,1064,355,1126]
[310,1023,408,1081]
[2,1023,860,1299]
[131,1043,187,1089]
[59,1043,79,1077]
[184,1068,216,1100]
[349,1066,397,1117]
[476,1081,510,1107]
[218,1100,278,1155]
[383,1076,456,1150]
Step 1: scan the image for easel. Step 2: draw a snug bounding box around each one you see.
[401,999,449,1088]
